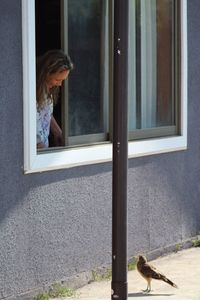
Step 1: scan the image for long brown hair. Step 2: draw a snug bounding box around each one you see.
[36,49,73,109]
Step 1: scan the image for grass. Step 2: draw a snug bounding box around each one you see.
[128,258,136,271]
[92,268,112,281]
[175,243,182,253]
[36,258,137,299]
[35,283,76,300]
[36,292,49,300]
[91,258,136,283]
[192,236,200,247]
[49,283,76,298]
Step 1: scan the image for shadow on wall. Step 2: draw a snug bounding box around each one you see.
[0,160,112,225]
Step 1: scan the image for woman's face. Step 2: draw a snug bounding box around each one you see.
[46,69,70,89]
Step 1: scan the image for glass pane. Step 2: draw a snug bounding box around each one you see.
[67,0,108,137]
[129,0,175,131]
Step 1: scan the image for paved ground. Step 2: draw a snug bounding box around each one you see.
[55,247,200,300]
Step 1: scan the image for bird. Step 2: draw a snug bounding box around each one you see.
[136,255,178,293]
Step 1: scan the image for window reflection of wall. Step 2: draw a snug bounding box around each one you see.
[62,0,109,146]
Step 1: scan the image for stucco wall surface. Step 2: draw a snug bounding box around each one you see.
[0,0,200,298]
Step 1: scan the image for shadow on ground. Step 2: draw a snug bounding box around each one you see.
[128,292,174,298]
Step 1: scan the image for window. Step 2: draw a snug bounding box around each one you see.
[22,0,187,173]
[129,0,177,137]
[35,0,110,148]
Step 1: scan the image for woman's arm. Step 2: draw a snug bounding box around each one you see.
[37,142,46,149]
[50,116,64,146]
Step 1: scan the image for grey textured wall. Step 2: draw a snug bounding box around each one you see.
[0,0,200,298]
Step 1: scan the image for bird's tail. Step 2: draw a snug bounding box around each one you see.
[162,276,178,289]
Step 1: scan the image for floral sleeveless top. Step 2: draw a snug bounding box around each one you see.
[36,97,53,147]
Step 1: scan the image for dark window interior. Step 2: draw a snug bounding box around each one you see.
[35,0,62,147]
[35,0,61,56]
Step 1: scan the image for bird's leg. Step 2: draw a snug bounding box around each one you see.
[143,283,150,293]
[147,282,151,293]
[142,285,149,293]
[142,279,151,293]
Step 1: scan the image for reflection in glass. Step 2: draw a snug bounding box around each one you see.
[67,0,108,137]
[129,0,175,131]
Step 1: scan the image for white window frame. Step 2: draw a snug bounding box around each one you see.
[22,0,187,174]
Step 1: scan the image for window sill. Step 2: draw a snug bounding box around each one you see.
[24,135,187,174]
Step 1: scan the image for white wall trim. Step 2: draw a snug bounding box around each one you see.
[22,0,37,171]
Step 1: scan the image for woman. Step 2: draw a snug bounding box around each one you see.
[36,49,73,149]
